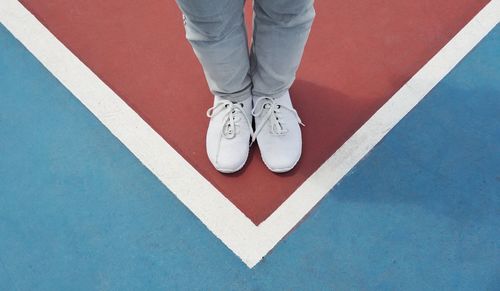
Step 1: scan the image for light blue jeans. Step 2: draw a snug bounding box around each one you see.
[175,0,315,101]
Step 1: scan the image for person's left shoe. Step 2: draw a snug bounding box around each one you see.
[252,91,305,173]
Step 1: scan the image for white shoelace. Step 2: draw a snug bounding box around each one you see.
[206,100,253,140]
[251,97,304,143]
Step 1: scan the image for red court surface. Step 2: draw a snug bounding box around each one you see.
[21,0,489,224]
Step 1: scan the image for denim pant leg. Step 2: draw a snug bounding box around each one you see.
[250,0,315,98]
[176,0,252,101]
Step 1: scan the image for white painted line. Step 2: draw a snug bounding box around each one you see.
[1,0,498,268]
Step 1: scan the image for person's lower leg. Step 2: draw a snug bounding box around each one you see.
[250,0,315,98]
[176,0,252,101]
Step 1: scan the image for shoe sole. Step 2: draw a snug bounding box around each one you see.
[213,148,250,174]
[215,162,246,174]
[262,153,301,173]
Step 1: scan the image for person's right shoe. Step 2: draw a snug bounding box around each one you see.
[206,95,253,173]
[252,91,304,173]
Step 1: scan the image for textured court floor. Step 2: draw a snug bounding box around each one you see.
[0,1,499,290]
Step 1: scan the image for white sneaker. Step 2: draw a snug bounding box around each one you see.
[252,91,304,173]
[206,95,253,173]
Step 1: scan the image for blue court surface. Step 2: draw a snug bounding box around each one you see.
[0,22,499,290]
